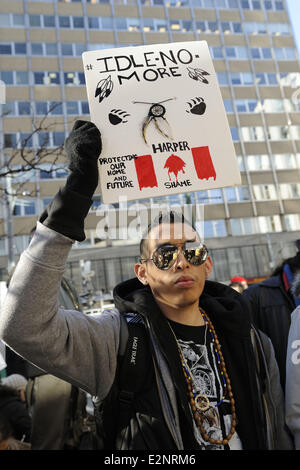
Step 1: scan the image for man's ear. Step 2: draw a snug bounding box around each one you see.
[204,256,213,279]
[134,263,148,285]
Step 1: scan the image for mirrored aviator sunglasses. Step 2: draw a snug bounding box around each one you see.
[141,244,208,270]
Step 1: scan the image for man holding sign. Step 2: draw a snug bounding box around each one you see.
[0,120,293,450]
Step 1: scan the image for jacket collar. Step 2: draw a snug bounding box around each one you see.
[113,277,252,338]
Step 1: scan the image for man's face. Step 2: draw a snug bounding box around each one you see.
[135,222,212,310]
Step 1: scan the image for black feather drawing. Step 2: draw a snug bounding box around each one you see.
[95,75,113,103]
[187,67,210,84]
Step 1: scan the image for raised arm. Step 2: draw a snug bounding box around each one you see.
[0,121,121,399]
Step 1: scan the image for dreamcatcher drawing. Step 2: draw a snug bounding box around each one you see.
[132,98,176,144]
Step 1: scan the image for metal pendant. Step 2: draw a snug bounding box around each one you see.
[195,393,210,412]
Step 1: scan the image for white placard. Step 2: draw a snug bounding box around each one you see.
[82,41,241,204]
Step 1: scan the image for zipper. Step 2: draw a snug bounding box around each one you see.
[142,314,181,450]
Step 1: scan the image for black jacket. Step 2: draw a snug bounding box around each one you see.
[242,275,295,390]
[96,277,292,450]
[0,385,32,441]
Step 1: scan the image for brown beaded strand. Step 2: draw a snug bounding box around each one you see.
[171,309,237,446]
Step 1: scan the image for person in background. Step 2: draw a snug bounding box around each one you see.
[230,276,248,291]
[0,374,31,443]
[0,415,13,450]
[242,247,300,390]
[229,282,245,294]
[25,275,87,450]
[285,270,300,449]
[6,227,87,450]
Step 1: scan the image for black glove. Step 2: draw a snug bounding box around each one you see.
[65,120,102,198]
[39,120,102,241]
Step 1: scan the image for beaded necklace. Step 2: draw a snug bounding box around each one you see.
[168,307,237,446]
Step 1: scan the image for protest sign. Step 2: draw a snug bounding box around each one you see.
[82,41,241,204]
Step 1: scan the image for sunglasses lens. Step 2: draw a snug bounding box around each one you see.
[153,246,178,270]
[184,245,208,266]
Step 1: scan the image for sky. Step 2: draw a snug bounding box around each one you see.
[286,0,300,54]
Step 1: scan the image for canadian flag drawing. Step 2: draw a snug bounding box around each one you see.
[134,146,216,191]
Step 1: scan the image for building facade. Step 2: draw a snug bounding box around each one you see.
[0,0,300,294]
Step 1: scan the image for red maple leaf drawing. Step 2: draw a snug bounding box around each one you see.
[164,154,186,182]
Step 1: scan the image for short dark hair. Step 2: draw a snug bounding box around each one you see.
[139,210,197,258]
[272,252,300,276]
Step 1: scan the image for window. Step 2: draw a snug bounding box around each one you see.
[61,43,73,56]
[252,184,277,200]
[0,44,12,54]
[268,126,290,140]
[44,15,55,27]
[73,17,84,28]
[285,214,300,231]
[244,22,267,34]
[204,220,227,238]
[0,71,13,84]
[18,101,31,116]
[15,43,27,54]
[255,73,278,86]
[235,100,261,113]
[224,100,234,113]
[81,101,90,114]
[231,72,254,85]
[1,102,15,116]
[16,71,29,85]
[196,189,223,204]
[34,72,60,85]
[241,127,265,141]
[38,132,50,147]
[0,13,25,27]
[268,23,290,35]
[280,73,300,88]
[273,154,298,170]
[231,128,239,141]
[274,48,297,60]
[53,132,65,146]
[225,46,248,59]
[59,16,70,28]
[264,0,284,11]
[261,99,284,113]
[66,101,79,115]
[210,47,223,59]
[280,184,300,199]
[250,47,272,60]
[29,15,41,27]
[217,73,228,85]
[230,216,281,236]
[20,133,33,148]
[13,199,37,217]
[242,0,263,9]
[0,14,10,27]
[246,155,271,171]
[4,133,17,148]
[225,186,250,202]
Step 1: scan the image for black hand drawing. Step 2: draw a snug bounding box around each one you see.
[95,75,113,103]
[186,97,206,115]
[108,109,130,125]
[187,67,210,84]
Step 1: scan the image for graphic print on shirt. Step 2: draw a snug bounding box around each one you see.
[179,338,240,450]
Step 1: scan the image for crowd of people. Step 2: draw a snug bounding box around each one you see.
[0,120,300,451]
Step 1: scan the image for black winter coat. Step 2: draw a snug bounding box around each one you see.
[0,385,32,441]
[242,274,295,390]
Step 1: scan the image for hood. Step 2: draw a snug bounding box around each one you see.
[113,277,252,338]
